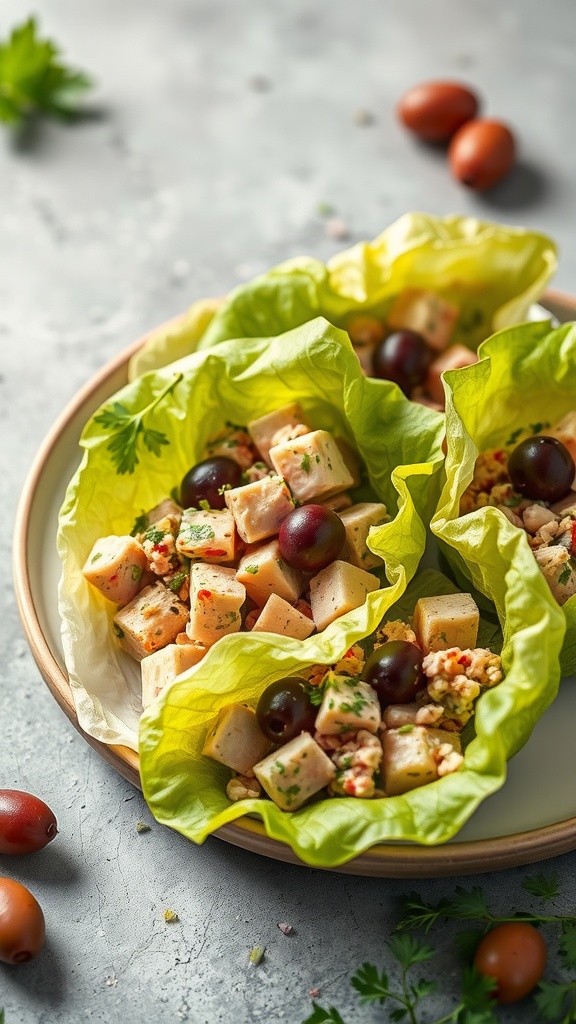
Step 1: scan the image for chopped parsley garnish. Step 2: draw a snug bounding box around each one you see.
[300,453,311,474]
[244,564,259,575]
[131,564,143,582]
[558,563,572,586]
[198,499,211,511]
[167,571,188,592]
[90,551,102,563]
[184,523,215,543]
[94,373,182,475]
[130,512,148,536]
[145,526,165,545]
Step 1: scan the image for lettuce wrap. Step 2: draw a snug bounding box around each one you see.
[58,317,444,752]
[129,212,557,381]
[139,547,563,867]
[432,319,576,677]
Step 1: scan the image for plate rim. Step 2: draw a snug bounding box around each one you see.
[12,288,576,876]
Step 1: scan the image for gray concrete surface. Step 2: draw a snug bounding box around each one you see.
[2,1,576,1021]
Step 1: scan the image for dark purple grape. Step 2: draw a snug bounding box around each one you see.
[278,505,346,572]
[180,456,242,510]
[361,641,425,708]
[508,436,575,503]
[256,678,317,743]
[372,330,433,396]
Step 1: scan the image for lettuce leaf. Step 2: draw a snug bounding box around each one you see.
[139,547,562,867]
[128,212,557,380]
[58,317,444,753]
[432,319,569,678]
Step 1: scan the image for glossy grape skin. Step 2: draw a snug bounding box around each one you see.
[474,923,547,1004]
[508,435,575,503]
[256,678,317,743]
[372,330,433,396]
[0,878,45,964]
[278,505,346,572]
[0,790,58,856]
[361,641,425,708]
[180,456,242,510]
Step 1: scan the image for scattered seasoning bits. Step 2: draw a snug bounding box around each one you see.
[164,909,180,923]
[135,820,151,833]
[315,201,334,217]
[309,988,320,997]
[353,108,375,125]
[326,217,349,240]
[249,945,265,965]
[277,922,294,935]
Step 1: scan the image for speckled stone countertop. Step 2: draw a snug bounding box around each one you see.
[3,2,576,1021]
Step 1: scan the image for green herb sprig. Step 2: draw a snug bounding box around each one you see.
[94,373,182,475]
[302,873,576,1024]
[0,17,93,126]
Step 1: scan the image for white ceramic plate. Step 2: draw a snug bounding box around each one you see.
[13,291,576,876]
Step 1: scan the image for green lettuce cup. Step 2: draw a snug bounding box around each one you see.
[129,212,557,380]
[139,552,563,867]
[58,317,444,752]
[432,318,571,675]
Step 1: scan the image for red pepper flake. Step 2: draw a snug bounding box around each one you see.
[457,654,471,667]
[153,543,169,554]
[109,574,118,582]
[493,449,506,463]
[344,778,357,795]
[571,521,576,555]
[197,589,212,602]
[344,648,355,659]
[204,548,227,557]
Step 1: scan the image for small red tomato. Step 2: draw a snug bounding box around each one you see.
[474,922,547,1003]
[0,790,58,856]
[449,118,516,189]
[0,877,46,964]
[397,81,479,143]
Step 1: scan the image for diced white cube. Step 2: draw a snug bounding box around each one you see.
[202,704,271,774]
[338,502,389,570]
[314,674,381,735]
[387,288,458,351]
[316,491,353,512]
[141,641,208,708]
[426,344,478,405]
[253,732,336,810]
[236,539,306,607]
[413,593,479,654]
[225,475,294,544]
[248,404,309,466]
[187,563,246,645]
[114,582,189,661]
[383,726,462,796]
[83,535,148,606]
[176,508,236,562]
[269,430,354,503]
[251,593,315,641]
[309,560,380,632]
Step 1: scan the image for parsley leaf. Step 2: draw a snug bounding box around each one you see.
[388,933,435,970]
[94,374,182,474]
[302,1003,347,1024]
[534,979,576,1021]
[560,921,576,971]
[0,18,93,126]
[351,962,390,1004]
[522,872,560,902]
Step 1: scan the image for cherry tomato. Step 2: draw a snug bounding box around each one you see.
[0,790,58,856]
[397,81,479,143]
[0,877,45,964]
[474,922,547,1003]
[449,118,516,190]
